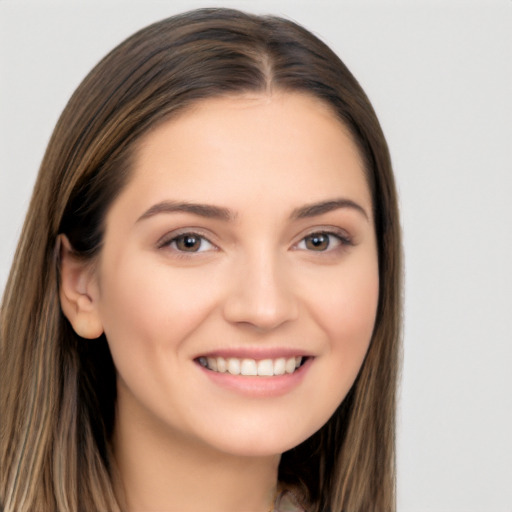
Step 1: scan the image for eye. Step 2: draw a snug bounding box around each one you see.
[163,232,216,253]
[296,231,350,252]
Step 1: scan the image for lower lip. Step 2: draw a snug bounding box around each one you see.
[197,357,313,397]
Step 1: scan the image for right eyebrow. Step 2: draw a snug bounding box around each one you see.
[136,200,237,223]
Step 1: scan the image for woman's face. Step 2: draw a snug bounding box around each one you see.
[91,92,379,456]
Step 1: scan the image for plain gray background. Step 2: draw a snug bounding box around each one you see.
[1,1,511,510]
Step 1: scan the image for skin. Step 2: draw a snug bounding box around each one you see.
[60,92,379,511]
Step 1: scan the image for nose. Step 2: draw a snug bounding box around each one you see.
[222,250,299,331]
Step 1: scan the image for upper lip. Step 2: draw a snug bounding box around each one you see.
[194,347,313,360]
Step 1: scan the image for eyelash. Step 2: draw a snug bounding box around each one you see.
[157,228,352,256]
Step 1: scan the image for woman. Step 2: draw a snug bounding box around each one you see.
[0,8,401,512]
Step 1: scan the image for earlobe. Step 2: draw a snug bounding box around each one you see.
[58,234,104,339]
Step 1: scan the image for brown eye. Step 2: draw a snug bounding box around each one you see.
[296,231,350,253]
[171,233,213,252]
[158,231,217,255]
[304,233,331,251]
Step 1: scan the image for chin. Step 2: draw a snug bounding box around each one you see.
[190,413,329,459]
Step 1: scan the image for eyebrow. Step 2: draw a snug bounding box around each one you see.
[136,197,369,224]
[291,198,370,221]
[137,201,236,222]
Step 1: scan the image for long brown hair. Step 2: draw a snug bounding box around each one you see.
[0,8,401,512]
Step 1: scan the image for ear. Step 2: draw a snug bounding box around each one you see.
[58,234,104,339]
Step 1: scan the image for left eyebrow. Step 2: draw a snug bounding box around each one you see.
[290,198,370,221]
[136,200,236,223]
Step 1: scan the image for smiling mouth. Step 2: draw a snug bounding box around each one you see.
[196,356,307,377]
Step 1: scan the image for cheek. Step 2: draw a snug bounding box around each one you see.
[95,254,226,423]
[314,258,379,341]
[310,256,379,386]
[336,272,379,342]
[289,257,379,442]
[96,254,221,360]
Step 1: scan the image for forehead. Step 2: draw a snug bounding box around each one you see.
[112,92,372,223]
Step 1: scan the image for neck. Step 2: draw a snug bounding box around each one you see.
[111,391,280,512]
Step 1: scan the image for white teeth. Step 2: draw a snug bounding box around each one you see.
[216,357,227,373]
[257,359,274,376]
[273,358,286,375]
[207,357,218,372]
[240,359,258,376]
[285,357,296,374]
[227,358,241,375]
[199,355,305,376]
